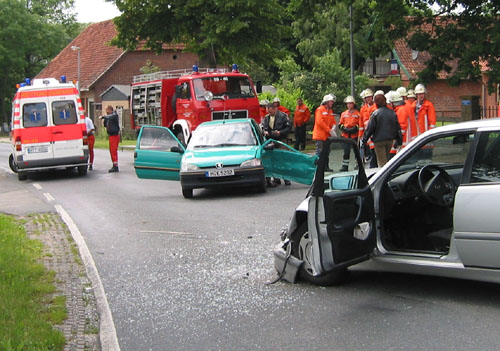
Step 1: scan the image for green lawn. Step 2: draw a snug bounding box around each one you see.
[0,215,66,351]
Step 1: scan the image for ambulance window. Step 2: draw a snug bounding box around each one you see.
[52,101,77,125]
[23,103,48,128]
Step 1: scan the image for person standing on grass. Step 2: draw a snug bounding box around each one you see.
[100,106,120,173]
[84,113,95,171]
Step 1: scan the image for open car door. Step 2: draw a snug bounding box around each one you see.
[311,138,376,274]
[261,139,317,185]
[134,126,185,180]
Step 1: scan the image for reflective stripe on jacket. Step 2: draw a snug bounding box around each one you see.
[293,104,311,126]
[339,109,361,139]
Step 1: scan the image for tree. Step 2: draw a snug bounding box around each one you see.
[111,0,291,67]
[0,0,79,123]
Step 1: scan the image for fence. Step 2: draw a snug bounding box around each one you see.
[481,106,499,119]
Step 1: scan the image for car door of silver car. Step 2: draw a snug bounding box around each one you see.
[454,129,500,269]
[309,138,376,273]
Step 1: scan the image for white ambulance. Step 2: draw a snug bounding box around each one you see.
[9,77,89,180]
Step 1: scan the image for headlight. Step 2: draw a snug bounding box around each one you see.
[240,158,262,168]
[181,162,200,172]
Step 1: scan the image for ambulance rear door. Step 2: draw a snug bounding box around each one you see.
[49,93,85,159]
[19,95,53,162]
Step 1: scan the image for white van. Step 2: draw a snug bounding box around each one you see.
[9,77,89,180]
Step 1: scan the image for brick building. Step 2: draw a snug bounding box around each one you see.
[36,20,200,125]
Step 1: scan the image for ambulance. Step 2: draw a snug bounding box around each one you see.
[9,77,89,180]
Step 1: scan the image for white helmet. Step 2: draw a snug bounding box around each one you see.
[321,94,336,104]
[414,83,426,94]
[362,88,373,98]
[396,87,408,97]
[374,90,385,97]
[259,99,269,106]
[391,91,403,103]
[407,89,416,98]
[385,91,395,103]
[344,95,355,103]
[359,89,366,99]
[273,97,281,103]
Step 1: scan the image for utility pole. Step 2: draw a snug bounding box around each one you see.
[349,2,355,97]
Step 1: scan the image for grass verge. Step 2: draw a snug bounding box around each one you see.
[0,214,66,351]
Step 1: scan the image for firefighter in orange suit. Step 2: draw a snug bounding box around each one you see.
[413,83,436,134]
[388,91,418,160]
[339,95,360,171]
[293,98,311,150]
[259,99,269,121]
[312,94,336,157]
[273,97,290,117]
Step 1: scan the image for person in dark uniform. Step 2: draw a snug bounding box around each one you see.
[261,102,291,186]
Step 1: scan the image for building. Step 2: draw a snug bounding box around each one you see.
[36,20,200,125]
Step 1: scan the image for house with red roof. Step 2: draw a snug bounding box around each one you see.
[36,20,200,128]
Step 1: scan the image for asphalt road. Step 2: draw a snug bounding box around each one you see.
[2,142,500,351]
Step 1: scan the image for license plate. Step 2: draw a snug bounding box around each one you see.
[206,169,235,177]
[27,146,49,154]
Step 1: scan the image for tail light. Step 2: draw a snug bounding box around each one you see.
[82,130,88,145]
[15,136,22,151]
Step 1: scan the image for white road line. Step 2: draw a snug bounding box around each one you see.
[55,205,121,351]
[43,192,55,202]
[140,230,192,235]
[33,183,42,190]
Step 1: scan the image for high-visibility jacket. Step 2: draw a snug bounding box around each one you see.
[359,102,374,140]
[339,109,361,139]
[412,99,436,134]
[389,104,417,154]
[293,104,310,126]
[278,105,290,116]
[312,105,336,141]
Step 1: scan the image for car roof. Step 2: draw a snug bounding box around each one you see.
[198,118,254,127]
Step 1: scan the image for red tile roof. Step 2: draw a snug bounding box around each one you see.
[36,20,125,91]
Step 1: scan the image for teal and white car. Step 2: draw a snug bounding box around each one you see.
[133,119,317,198]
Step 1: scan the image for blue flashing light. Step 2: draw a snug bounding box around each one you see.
[61,75,67,83]
[25,78,31,85]
[20,83,26,87]
[232,64,239,72]
[192,65,199,73]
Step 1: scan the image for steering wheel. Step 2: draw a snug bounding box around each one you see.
[417,165,456,207]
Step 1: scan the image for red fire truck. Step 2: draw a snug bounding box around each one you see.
[130,65,261,143]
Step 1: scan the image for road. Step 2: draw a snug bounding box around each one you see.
[2,142,500,351]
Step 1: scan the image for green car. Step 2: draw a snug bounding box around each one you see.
[133,119,317,198]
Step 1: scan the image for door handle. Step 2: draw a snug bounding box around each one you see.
[52,131,63,134]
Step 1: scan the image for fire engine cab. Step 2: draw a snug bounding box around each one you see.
[130,64,260,143]
[9,77,89,180]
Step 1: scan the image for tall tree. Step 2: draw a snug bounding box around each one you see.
[0,0,78,123]
[111,0,291,67]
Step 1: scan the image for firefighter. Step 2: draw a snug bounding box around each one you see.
[388,91,417,160]
[397,87,408,102]
[312,94,337,158]
[413,83,436,134]
[273,97,290,117]
[407,89,416,104]
[359,89,374,165]
[100,105,120,173]
[339,95,360,171]
[293,97,311,150]
[259,99,269,121]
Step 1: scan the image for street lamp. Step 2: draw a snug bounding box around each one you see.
[71,46,80,91]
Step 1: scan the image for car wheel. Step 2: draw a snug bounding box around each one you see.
[256,176,266,193]
[291,222,347,286]
[77,165,88,176]
[9,154,18,173]
[17,171,27,181]
[182,188,193,198]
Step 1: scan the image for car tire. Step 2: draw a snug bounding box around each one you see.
[9,154,18,173]
[77,165,88,176]
[291,221,348,286]
[256,176,266,193]
[182,188,193,198]
[17,171,27,181]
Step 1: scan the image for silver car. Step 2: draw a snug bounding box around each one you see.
[274,118,500,286]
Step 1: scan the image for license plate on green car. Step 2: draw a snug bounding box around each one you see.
[206,169,235,177]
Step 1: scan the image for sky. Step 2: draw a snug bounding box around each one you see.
[74,0,122,23]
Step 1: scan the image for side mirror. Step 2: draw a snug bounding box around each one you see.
[256,81,262,94]
[204,91,214,102]
[263,142,275,151]
[170,146,184,153]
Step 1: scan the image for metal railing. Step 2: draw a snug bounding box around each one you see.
[481,106,499,119]
[133,67,229,83]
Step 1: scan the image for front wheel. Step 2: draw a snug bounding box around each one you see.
[291,222,347,286]
[182,188,193,199]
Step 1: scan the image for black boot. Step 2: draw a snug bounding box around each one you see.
[108,165,119,173]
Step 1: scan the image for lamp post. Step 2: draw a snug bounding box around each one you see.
[71,46,80,91]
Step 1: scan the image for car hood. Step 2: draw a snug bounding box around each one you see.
[182,145,260,168]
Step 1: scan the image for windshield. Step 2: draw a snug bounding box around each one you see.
[188,122,257,150]
[193,76,255,100]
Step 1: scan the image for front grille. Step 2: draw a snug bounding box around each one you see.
[212,110,248,120]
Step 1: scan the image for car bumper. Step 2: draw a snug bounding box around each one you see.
[273,240,303,284]
[180,166,265,190]
[16,155,89,171]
